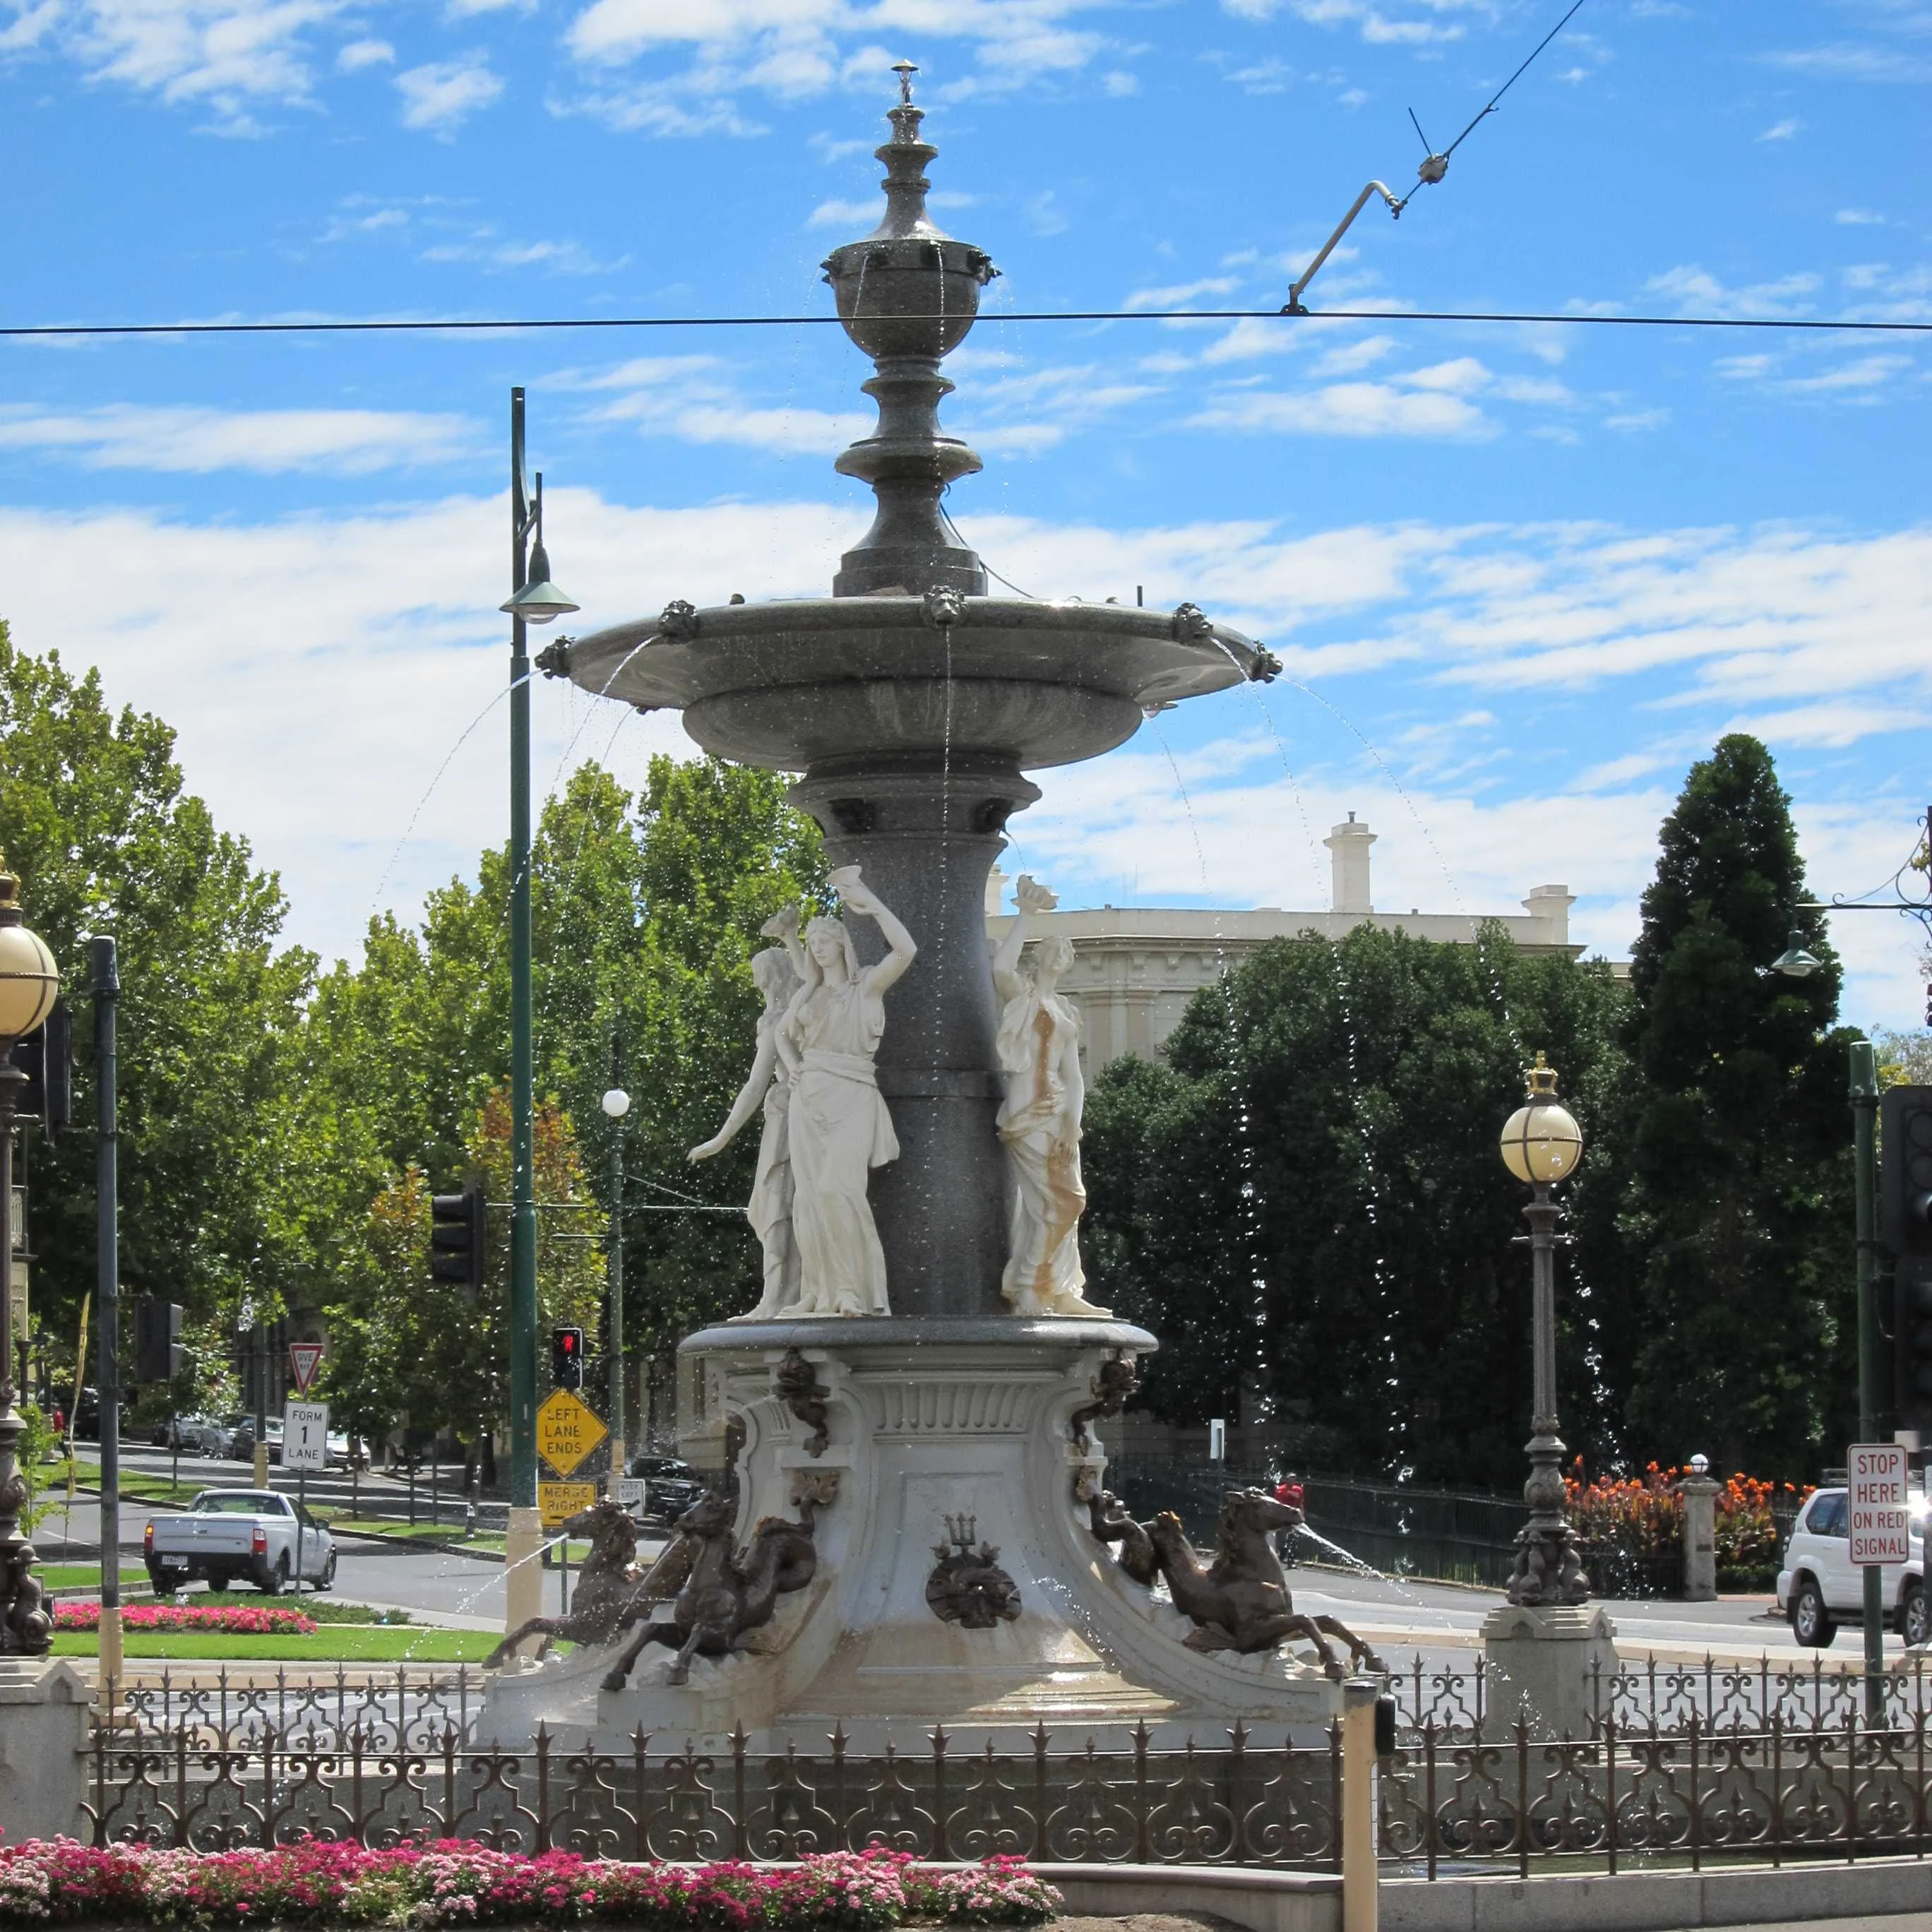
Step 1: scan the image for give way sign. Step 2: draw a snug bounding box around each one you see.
[288,1342,324,1395]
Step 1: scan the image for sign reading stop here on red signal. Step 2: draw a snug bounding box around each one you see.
[1849,1443,1910,1566]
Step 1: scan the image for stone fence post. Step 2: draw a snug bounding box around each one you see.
[1679,1454,1720,1602]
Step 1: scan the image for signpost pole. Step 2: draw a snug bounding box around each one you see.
[295,1472,305,1597]
[1853,1041,1886,1720]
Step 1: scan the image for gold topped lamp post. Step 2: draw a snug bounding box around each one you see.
[1498,1054,1590,1608]
[0,854,59,1656]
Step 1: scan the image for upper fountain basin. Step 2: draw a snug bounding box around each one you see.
[823,234,997,363]
[559,595,1279,772]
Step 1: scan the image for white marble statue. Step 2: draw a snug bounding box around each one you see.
[776,866,917,1318]
[691,908,806,1320]
[992,875,1110,1318]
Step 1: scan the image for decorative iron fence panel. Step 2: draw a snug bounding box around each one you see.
[84,1721,1342,1871]
[1384,1654,1932,1745]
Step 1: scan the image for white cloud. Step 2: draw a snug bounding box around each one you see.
[335,34,389,67]
[806,196,879,228]
[52,0,343,123]
[1125,277,1241,311]
[395,55,501,131]
[0,402,473,472]
[1836,207,1885,225]
[559,0,1120,124]
[1191,381,1490,438]
[1645,265,1820,319]
[1757,117,1801,141]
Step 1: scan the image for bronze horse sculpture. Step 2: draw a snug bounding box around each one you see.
[1090,1486,1385,1680]
[483,1498,677,1669]
[602,1487,822,1690]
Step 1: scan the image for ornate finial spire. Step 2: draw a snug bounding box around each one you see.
[821,66,1001,599]
[0,850,17,923]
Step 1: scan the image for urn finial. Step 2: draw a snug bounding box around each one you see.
[822,66,1000,599]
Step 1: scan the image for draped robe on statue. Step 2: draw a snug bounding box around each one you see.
[784,973,898,1316]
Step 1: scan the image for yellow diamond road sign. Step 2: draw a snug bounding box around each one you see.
[535,1388,607,1478]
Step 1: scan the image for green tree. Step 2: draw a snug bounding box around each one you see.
[0,624,314,1356]
[1608,735,1858,1476]
[1084,925,1632,1489]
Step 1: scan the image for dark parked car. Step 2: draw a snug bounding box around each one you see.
[626,1455,708,1522]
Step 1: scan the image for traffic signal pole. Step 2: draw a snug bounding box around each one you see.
[1851,1039,1885,1717]
[503,387,543,1652]
[92,937,121,1695]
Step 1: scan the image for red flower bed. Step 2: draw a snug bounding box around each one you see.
[0,1842,1061,1926]
[52,1604,318,1636]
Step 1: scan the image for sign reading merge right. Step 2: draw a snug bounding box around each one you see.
[1849,1442,1910,1566]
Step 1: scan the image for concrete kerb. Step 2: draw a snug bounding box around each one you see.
[1031,1860,1932,1932]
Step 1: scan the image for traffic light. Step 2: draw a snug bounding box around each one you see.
[134,1299,183,1384]
[551,1325,585,1390]
[1897,1263,1932,1433]
[1883,1087,1932,1257]
[9,1001,71,1135]
[1884,1087,1932,1429]
[430,1183,484,1294]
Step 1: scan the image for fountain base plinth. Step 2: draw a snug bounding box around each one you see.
[475,1320,1342,1752]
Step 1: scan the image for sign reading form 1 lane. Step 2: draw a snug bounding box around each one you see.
[284,1397,328,1597]
[1849,1442,1911,1566]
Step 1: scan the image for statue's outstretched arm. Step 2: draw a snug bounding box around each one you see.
[691,1029,779,1162]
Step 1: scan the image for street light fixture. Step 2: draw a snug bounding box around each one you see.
[601,1080,631,1489]
[499,476,579,626]
[0,852,59,1659]
[1770,929,1824,979]
[1498,1054,1590,1609]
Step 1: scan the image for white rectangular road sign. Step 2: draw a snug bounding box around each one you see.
[614,1477,648,1515]
[283,1400,330,1472]
[1850,1441,1910,1565]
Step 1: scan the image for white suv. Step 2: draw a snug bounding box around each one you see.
[1777,1487,1930,1647]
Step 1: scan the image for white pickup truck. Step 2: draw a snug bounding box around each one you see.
[145,1489,338,1595]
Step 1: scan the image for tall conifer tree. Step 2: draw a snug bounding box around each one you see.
[1617,734,1856,1474]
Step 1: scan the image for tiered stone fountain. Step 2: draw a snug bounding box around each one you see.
[479,73,1344,1751]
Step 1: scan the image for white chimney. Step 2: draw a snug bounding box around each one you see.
[984,865,1008,919]
[1524,884,1575,945]
[1325,813,1376,917]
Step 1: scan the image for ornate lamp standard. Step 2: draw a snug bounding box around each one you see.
[1498,1054,1589,1608]
[0,854,59,1656]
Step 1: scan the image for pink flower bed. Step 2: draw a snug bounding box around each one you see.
[52,1604,318,1636]
[0,1841,1061,1926]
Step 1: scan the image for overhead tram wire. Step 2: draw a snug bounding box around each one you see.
[0,308,1926,340]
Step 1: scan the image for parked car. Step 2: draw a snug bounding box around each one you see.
[228,1417,284,1464]
[1777,1486,1931,1647]
[145,1489,336,1595]
[626,1454,708,1522]
[149,1414,228,1456]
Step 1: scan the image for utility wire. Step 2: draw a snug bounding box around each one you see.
[0,307,1926,339]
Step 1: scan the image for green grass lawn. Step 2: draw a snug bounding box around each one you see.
[40,1564,149,1590]
[53,1627,503,1662]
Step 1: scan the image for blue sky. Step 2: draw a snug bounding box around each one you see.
[0,0,1927,1027]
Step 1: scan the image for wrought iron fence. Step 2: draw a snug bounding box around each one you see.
[1381,1716,1932,1878]
[112,1667,481,1751]
[83,1722,1342,1868]
[90,1657,1932,1880]
[1384,1652,1932,1743]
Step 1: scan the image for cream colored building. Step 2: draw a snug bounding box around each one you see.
[985,814,1587,1073]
